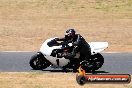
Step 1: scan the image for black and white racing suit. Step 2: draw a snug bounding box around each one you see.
[55,34,91,60]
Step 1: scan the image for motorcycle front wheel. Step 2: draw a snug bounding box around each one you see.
[29,54,51,70]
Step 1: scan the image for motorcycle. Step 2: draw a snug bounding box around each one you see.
[29,37,108,72]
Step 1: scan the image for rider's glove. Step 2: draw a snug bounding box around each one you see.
[55,38,59,41]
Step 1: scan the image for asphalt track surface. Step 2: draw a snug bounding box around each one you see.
[0,52,132,74]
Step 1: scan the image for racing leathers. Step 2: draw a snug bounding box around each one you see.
[55,34,91,60]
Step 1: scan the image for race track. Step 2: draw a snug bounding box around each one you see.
[0,52,132,74]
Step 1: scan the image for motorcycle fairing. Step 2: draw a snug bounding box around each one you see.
[89,42,108,54]
[39,38,108,67]
[40,38,70,67]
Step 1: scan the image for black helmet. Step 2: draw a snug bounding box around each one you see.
[65,29,76,37]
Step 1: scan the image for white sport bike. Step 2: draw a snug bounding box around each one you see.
[29,37,108,72]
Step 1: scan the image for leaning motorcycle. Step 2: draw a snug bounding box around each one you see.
[29,37,108,72]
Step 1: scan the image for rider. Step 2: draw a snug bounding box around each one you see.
[55,29,91,60]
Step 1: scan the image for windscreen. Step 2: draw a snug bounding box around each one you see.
[47,39,59,47]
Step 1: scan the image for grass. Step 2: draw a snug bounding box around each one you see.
[0,0,131,52]
[0,72,131,88]
[93,0,132,12]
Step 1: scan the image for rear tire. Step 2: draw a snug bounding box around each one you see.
[91,53,104,70]
[81,53,104,72]
[29,54,51,70]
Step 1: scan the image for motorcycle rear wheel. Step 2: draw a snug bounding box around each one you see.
[81,53,104,72]
[91,53,104,70]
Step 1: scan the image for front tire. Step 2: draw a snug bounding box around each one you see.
[29,54,51,70]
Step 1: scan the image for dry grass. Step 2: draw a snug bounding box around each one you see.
[0,72,131,88]
[0,0,132,52]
